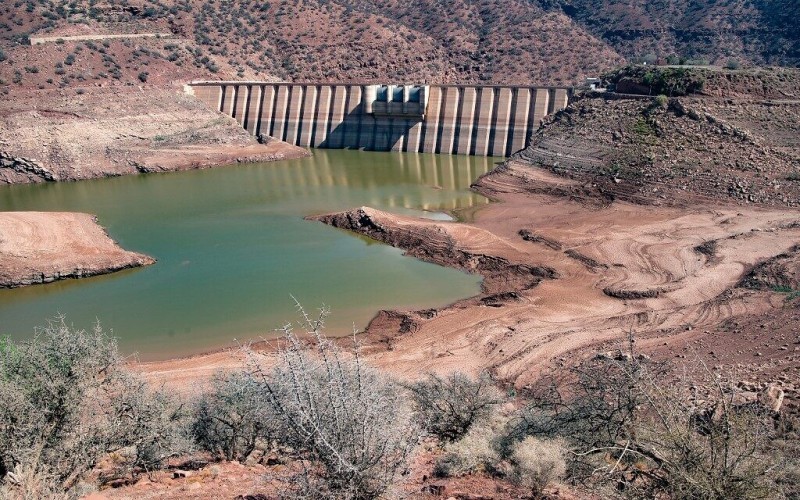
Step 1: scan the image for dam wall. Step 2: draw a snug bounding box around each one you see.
[188,82,571,157]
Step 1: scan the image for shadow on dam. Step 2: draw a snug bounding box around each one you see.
[190,83,572,157]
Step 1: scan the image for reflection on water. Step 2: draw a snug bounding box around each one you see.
[0,150,500,360]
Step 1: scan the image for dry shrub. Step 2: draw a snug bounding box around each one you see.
[407,372,504,442]
[513,335,787,498]
[0,318,187,498]
[434,410,508,477]
[192,372,279,462]
[510,436,566,497]
[248,303,417,499]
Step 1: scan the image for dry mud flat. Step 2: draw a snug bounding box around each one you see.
[310,161,800,388]
[0,211,154,288]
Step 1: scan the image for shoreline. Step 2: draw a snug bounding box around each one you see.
[0,87,310,185]
[138,159,800,390]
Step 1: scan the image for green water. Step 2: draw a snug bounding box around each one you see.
[0,150,498,360]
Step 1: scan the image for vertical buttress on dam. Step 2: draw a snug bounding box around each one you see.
[188,83,571,156]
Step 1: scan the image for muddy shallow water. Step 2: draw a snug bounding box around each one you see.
[0,150,501,359]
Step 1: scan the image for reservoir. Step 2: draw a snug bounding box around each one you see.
[0,150,498,359]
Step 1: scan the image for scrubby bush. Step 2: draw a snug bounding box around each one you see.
[509,337,784,498]
[510,437,566,497]
[192,372,278,462]
[434,410,508,477]
[0,319,186,497]
[247,304,417,499]
[407,372,503,442]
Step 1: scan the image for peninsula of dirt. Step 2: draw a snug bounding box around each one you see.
[0,211,155,288]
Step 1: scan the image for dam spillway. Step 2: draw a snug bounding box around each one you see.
[188,83,571,157]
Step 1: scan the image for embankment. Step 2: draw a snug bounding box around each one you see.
[0,211,155,288]
[0,87,309,185]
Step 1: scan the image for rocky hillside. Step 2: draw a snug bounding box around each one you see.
[515,67,800,208]
[2,0,797,90]
[0,0,624,87]
[545,0,800,68]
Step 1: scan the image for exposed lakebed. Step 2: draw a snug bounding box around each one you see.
[0,150,497,359]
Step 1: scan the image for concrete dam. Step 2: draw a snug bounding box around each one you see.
[188,82,571,157]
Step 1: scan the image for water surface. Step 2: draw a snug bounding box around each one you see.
[0,150,498,359]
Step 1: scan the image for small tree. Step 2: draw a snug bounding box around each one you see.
[248,303,417,499]
[407,372,504,442]
[192,372,278,462]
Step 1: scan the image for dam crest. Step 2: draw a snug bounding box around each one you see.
[188,82,571,156]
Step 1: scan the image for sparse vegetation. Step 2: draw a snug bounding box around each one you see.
[0,319,187,497]
[192,372,277,462]
[510,437,566,497]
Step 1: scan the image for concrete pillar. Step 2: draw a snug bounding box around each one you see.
[553,88,569,113]
[472,87,495,156]
[530,88,550,132]
[364,85,376,114]
[244,86,262,134]
[313,86,333,147]
[257,85,276,138]
[421,86,443,153]
[343,85,362,148]
[271,85,291,140]
[327,85,348,149]
[298,85,318,147]
[220,85,237,116]
[490,87,513,157]
[455,87,477,155]
[232,85,249,126]
[405,121,423,152]
[437,87,460,154]
[508,88,532,155]
[283,85,305,145]
[389,118,406,151]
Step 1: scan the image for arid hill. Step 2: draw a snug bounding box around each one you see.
[517,66,800,208]
[548,0,800,67]
[2,0,798,91]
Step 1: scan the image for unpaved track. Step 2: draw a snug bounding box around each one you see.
[0,211,155,287]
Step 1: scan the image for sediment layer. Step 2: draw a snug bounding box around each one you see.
[308,161,800,388]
